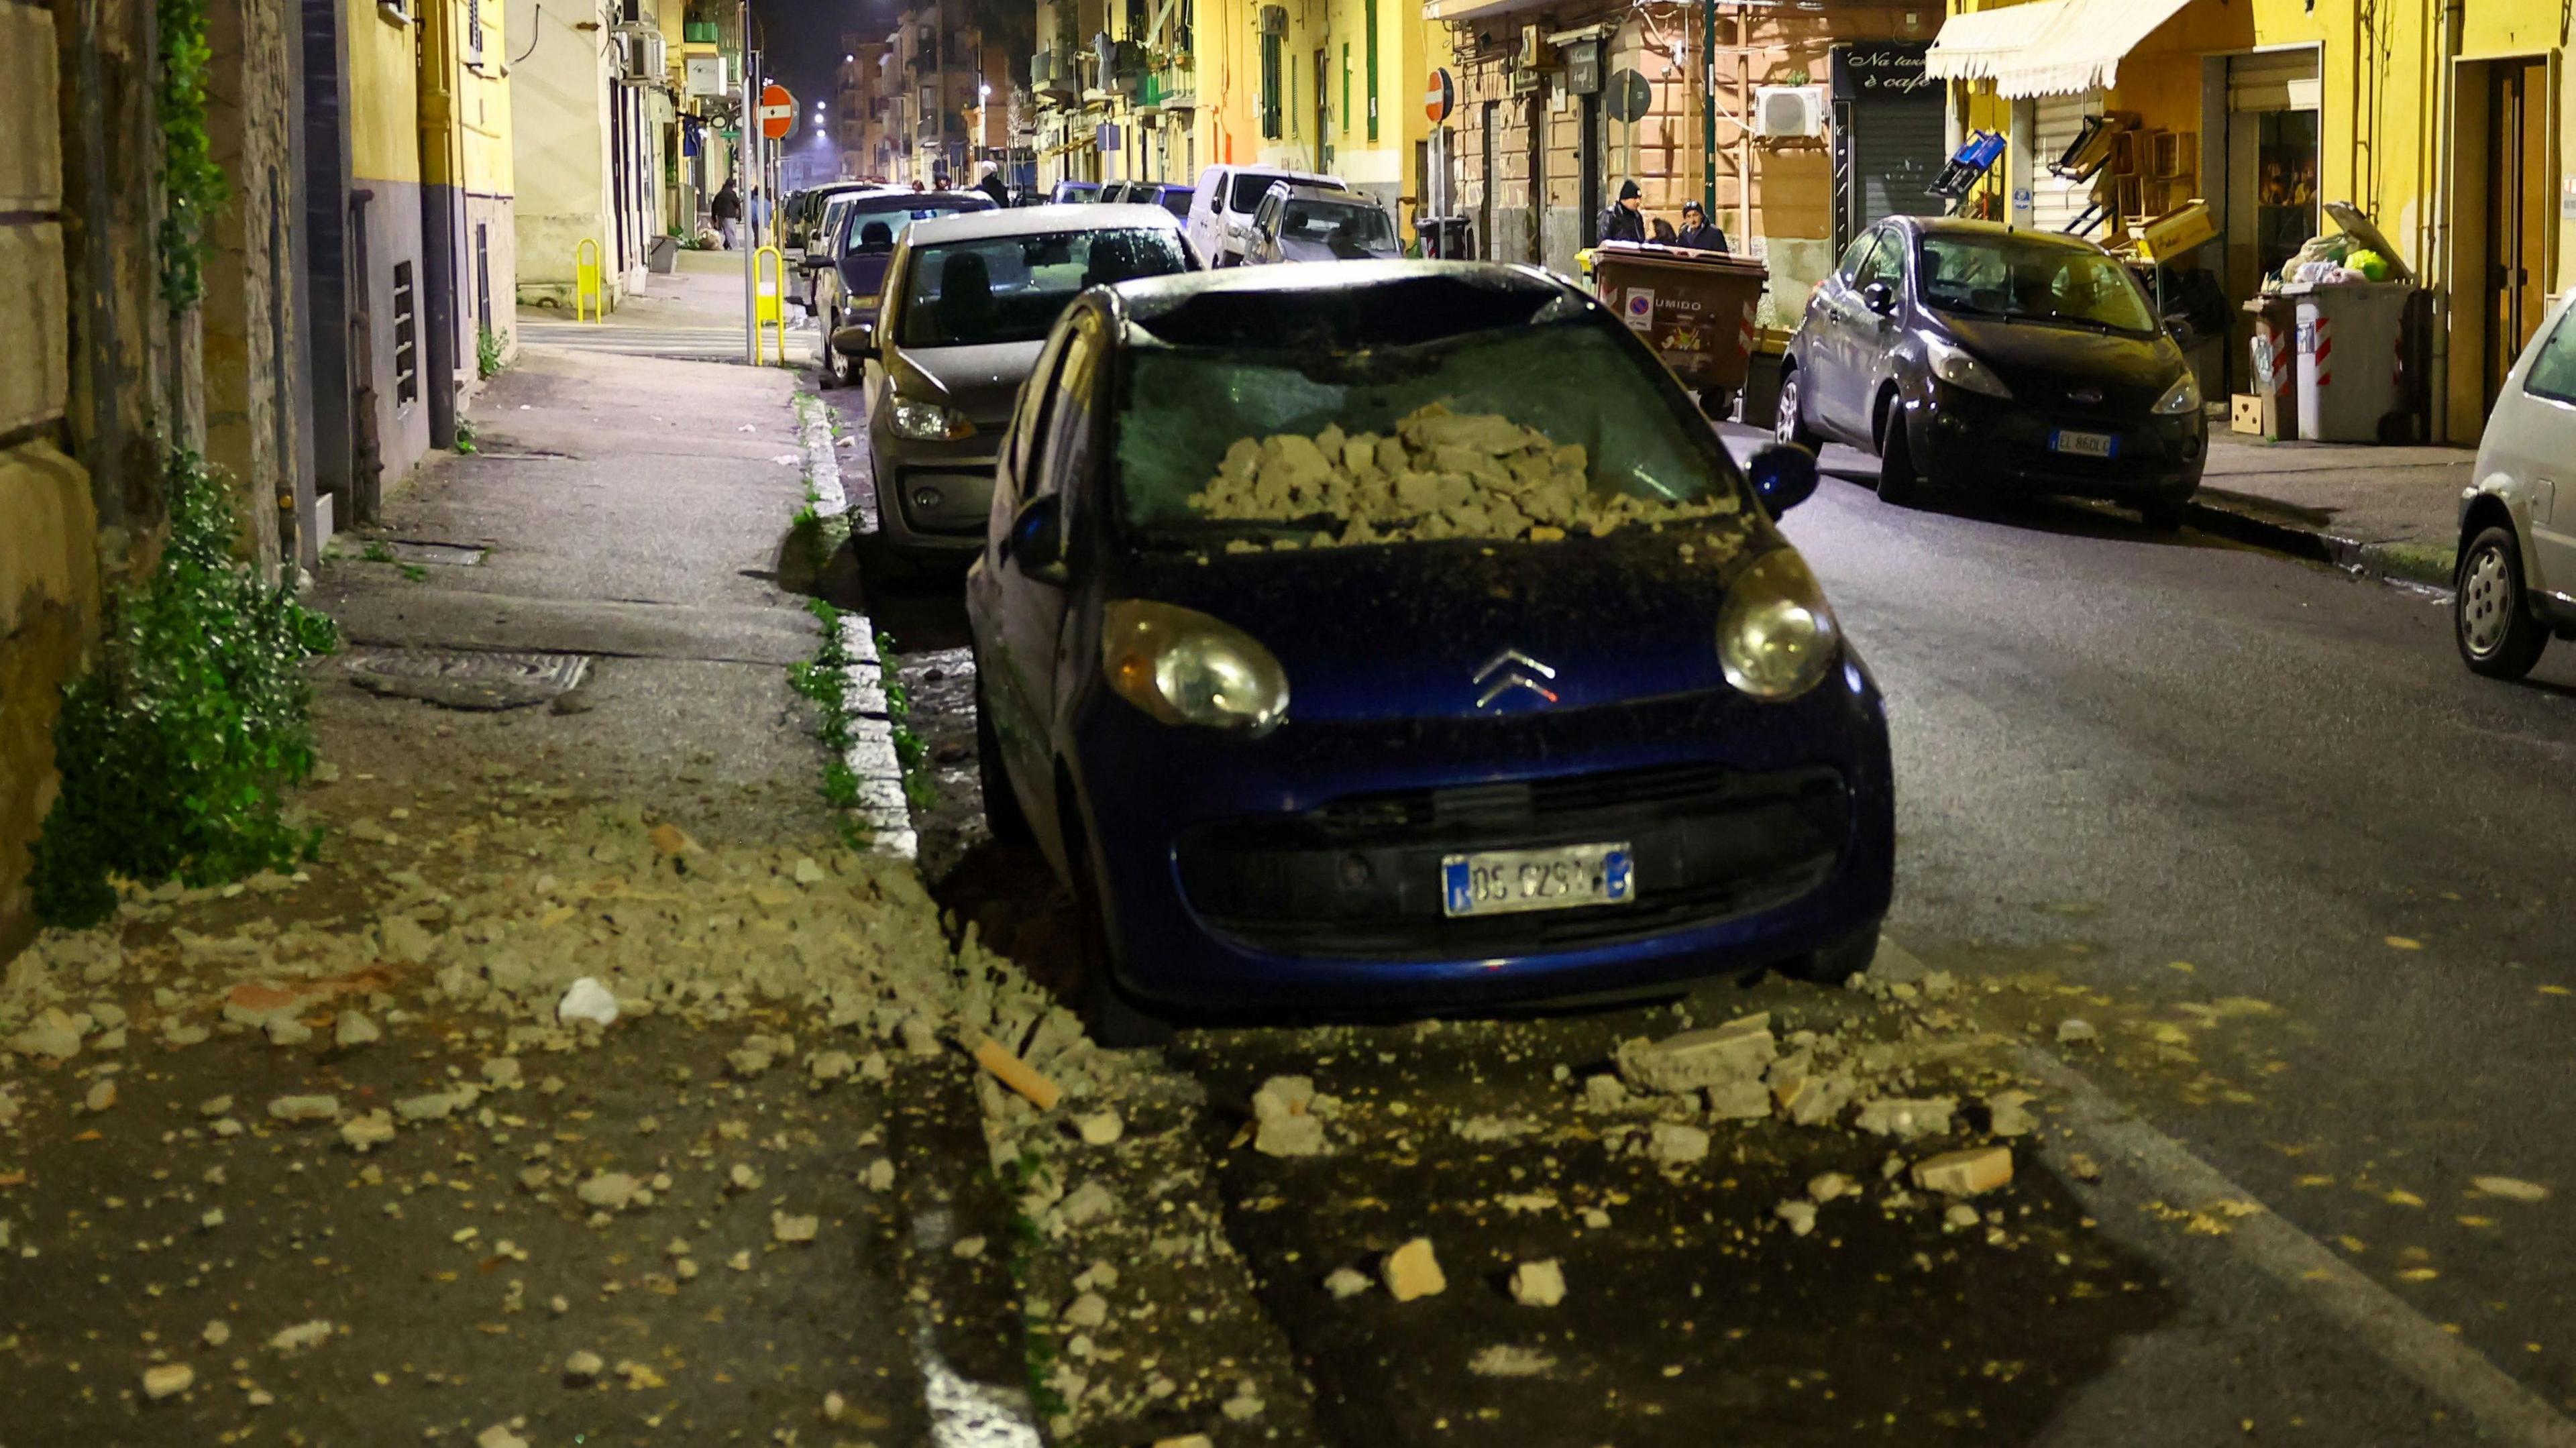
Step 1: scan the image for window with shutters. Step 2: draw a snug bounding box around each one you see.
[1363,0,1377,140]
[1261,33,1281,137]
[465,0,483,63]
[1341,44,1349,133]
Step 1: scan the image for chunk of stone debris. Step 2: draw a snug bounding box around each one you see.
[1222,1384,1267,1422]
[1509,1259,1566,1306]
[1467,1344,1557,1378]
[1986,1090,2039,1137]
[480,1056,522,1089]
[396,1091,462,1122]
[1252,1078,1329,1156]
[728,1044,774,1078]
[11,1013,83,1060]
[1582,1074,1629,1111]
[1705,1078,1772,1121]
[1771,1063,1858,1127]
[379,914,437,964]
[556,977,619,1027]
[476,1425,529,1448]
[1775,1200,1819,1237]
[861,1158,896,1193]
[269,1320,335,1353]
[2056,1017,2098,1045]
[1055,1181,1116,1227]
[808,1050,856,1083]
[1648,1122,1711,1166]
[84,1080,116,1113]
[264,1014,312,1047]
[339,1111,396,1152]
[202,1321,230,1348]
[266,1094,339,1123]
[1943,1203,1982,1231]
[333,1011,381,1048]
[771,1211,820,1244]
[1074,1109,1124,1146]
[1856,1096,1956,1141]
[576,1172,639,1211]
[1808,1172,1858,1205]
[1252,1074,1316,1118]
[1913,1146,2014,1198]
[1063,1292,1110,1329]
[1324,1266,1373,1298]
[1614,1014,1776,1095]
[1381,1237,1446,1301]
[142,1363,195,1400]
[563,1349,604,1382]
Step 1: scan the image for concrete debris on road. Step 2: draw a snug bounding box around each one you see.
[1808,1172,1857,1204]
[1324,1267,1373,1299]
[2056,1018,2099,1045]
[555,977,619,1026]
[265,1094,339,1123]
[338,1110,396,1152]
[332,1009,380,1048]
[1074,1109,1124,1146]
[1648,1121,1711,1166]
[1614,1013,1777,1095]
[1381,1237,1447,1300]
[1508,1259,1566,1306]
[1466,1344,1558,1378]
[576,1172,639,1211]
[563,1349,604,1382]
[2473,1175,2549,1203]
[141,1363,194,1400]
[1252,1074,1332,1156]
[1775,1201,1819,1237]
[1912,1147,2014,1198]
[1856,1097,1956,1141]
[771,1210,820,1244]
[1986,1090,2039,1137]
[268,1320,335,1354]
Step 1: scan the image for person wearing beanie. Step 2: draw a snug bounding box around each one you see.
[1674,199,1729,253]
[1599,178,1646,243]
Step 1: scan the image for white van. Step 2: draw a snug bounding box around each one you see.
[1186,164,1348,266]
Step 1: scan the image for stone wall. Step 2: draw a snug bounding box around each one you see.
[205,0,309,573]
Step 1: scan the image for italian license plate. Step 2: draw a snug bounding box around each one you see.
[2050,429,2118,457]
[1442,842,1635,918]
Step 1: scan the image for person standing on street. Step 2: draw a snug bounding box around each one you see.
[1674,200,1729,254]
[976,163,1011,210]
[1599,179,1646,243]
[712,177,742,249]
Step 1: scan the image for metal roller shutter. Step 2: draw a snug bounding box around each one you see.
[1849,96,1950,233]
[2031,89,2102,235]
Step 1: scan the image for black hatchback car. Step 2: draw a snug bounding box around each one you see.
[1776,217,2206,526]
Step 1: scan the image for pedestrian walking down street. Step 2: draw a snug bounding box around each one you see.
[712,177,742,248]
[1674,200,1729,254]
[1599,178,1646,244]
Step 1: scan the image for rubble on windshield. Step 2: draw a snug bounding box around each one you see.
[1188,403,1741,548]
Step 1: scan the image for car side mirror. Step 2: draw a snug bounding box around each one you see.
[1862,281,1896,315]
[832,322,875,357]
[1747,443,1819,516]
[1003,493,1069,583]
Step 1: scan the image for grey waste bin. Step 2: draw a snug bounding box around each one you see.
[2286,280,2410,443]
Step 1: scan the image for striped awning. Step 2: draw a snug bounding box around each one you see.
[1924,0,2194,98]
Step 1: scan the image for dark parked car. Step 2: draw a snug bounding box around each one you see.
[809,190,996,376]
[1774,216,2206,525]
[967,262,1894,1041]
[1049,180,1103,205]
[842,205,1195,557]
[1242,183,1402,264]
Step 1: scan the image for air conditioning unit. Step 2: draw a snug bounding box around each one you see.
[1259,5,1287,36]
[618,30,665,85]
[1752,85,1825,138]
[684,54,730,97]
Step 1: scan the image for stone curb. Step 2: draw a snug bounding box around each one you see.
[2185,488,2457,593]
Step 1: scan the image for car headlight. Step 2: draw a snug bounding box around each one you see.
[1717,548,1841,702]
[889,396,975,442]
[1101,600,1290,734]
[1925,336,2012,399]
[2153,371,2203,415]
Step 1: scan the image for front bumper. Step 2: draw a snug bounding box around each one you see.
[1067,661,1896,1015]
[867,429,997,554]
[1914,386,2204,500]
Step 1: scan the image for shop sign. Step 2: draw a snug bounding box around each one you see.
[1829,40,1937,104]
[1564,40,1602,96]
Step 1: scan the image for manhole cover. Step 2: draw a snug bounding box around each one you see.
[380,540,488,566]
[345,649,589,710]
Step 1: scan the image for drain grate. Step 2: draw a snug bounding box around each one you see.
[380,540,488,566]
[345,649,589,710]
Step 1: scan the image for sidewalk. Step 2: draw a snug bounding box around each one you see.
[518,246,820,364]
[2186,435,2473,588]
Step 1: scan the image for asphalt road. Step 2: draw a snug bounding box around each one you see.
[833,395,2576,1445]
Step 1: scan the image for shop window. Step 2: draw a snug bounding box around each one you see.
[2253,109,2318,286]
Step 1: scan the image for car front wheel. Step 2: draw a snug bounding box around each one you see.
[2456,524,2550,679]
[973,667,1032,846]
[1774,367,1820,450]
[1872,395,1926,508]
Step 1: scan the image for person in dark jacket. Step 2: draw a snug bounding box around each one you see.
[975,164,1011,209]
[1673,200,1729,254]
[1599,178,1646,243]
[711,178,742,248]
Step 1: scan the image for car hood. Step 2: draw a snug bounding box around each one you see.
[1936,314,2182,410]
[886,341,1044,426]
[1108,523,1781,723]
[1280,237,1403,262]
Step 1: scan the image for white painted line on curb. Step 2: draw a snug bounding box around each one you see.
[2008,1042,2576,1447]
[796,394,849,518]
[835,612,916,860]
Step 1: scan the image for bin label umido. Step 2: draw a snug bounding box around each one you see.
[1622,288,1656,332]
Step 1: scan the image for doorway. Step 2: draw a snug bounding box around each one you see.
[1579,91,1603,245]
[1480,100,1497,260]
[2485,58,2550,404]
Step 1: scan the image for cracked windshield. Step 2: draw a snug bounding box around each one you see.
[5,2,2572,1447]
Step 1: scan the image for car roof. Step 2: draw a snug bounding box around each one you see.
[1268,183,1374,207]
[1887,215,2108,253]
[847,189,993,213]
[904,203,1185,245]
[1105,261,1578,343]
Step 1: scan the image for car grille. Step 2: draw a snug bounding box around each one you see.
[1173,762,1846,960]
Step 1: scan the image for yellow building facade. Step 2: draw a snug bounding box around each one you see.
[1932,0,2571,441]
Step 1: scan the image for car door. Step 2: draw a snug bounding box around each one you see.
[983,309,1105,863]
[1809,229,1886,437]
[2502,297,2576,594]
[1846,229,1911,443]
[1248,192,1283,262]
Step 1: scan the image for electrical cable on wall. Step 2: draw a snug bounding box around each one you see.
[510,1,542,63]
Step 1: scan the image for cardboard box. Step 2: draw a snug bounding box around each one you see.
[2230,393,2263,435]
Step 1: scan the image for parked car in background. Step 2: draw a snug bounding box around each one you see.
[1049,180,1103,205]
[1774,216,2205,526]
[1138,184,1193,224]
[810,190,997,373]
[2455,288,2576,679]
[1242,184,1401,264]
[966,261,1891,1042]
[1098,181,1135,204]
[1185,164,1347,266]
[838,204,1195,560]
[787,181,883,251]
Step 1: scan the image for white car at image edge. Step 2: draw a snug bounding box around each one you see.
[1186,164,1348,266]
[2457,288,2576,679]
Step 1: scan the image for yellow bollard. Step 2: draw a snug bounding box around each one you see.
[753,246,787,366]
[574,239,603,323]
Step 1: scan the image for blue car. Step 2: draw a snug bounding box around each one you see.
[965,262,1894,1042]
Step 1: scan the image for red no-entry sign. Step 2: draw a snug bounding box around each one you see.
[1426,68,1454,124]
[759,82,796,140]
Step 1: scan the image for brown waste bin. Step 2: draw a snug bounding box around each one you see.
[1589,243,1771,417]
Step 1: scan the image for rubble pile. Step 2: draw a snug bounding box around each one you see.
[1187,402,1741,547]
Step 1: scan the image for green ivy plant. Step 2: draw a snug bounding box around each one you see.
[476,327,504,380]
[156,0,226,315]
[30,448,339,927]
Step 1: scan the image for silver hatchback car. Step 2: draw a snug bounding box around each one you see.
[836,204,1197,558]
